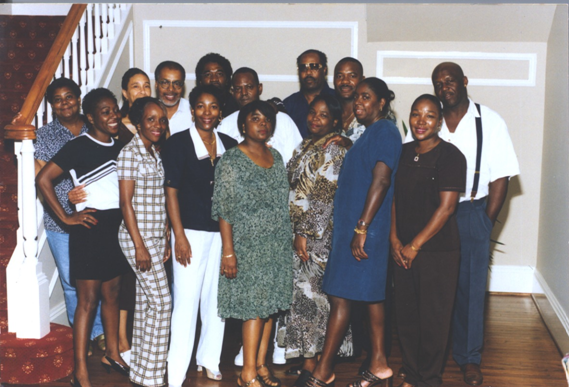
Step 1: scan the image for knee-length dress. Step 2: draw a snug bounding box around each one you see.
[279,133,352,359]
[322,119,402,302]
[212,147,293,320]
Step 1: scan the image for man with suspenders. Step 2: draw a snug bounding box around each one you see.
[406,62,519,385]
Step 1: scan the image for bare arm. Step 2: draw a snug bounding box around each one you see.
[400,191,460,269]
[35,159,46,177]
[486,177,509,224]
[351,161,392,261]
[165,186,191,266]
[389,199,405,267]
[36,161,97,228]
[322,135,353,150]
[219,217,237,279]
[119,180,151,272]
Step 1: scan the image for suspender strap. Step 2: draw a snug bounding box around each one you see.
[471,103,483,201]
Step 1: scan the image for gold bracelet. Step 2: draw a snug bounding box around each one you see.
[223,253,235,258]
[410,243,420,252]
[354,227,367,235]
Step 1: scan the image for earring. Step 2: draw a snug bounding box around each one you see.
[218,115,223,124]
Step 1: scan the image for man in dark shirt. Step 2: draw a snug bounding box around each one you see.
[283,49,336,138]
[194,53,240,118]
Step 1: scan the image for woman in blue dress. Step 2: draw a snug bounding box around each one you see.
[307,78,402,387]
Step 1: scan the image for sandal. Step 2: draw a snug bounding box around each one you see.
[286,363,304,376]
[87,343,93,357]
[294,370,313,387]
[257,364,281,387]
[349,369,392,387]
[304,374,335,387]
[238,374,263,387]
[96,334,106,351]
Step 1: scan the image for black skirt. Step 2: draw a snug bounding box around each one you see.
[70,208,130,281]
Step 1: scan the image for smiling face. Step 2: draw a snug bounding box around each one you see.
[200,62,228,91]
[138,102,168,148]
[232,72,262,108]
[155,67,184,108]
[123,73,151,107]
[333,60,363,101]
[307,100,337,140]
[242,110,274,143]
[409,98,442,142]
[191,92,221,133]
[432,64,468,110]
[298,52,327,93]
[353,83,385,127]
[51,86,81,121]
[87,97,121,137]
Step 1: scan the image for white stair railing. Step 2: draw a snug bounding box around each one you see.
[6,3,132,339]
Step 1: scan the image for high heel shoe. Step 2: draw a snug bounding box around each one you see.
[197,365,222,380]
[70,374,82,387]
[101,355,130,376]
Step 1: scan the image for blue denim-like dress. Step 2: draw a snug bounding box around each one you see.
[322,119,402,302]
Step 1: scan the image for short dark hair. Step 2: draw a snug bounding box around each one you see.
[296,49,327,69]
[232,67,259,85]
[188,84,224,110]
[360,77,395,118]
[411,94,443,118]
[310,94,343,133]
[82,88,117,116]
[120,67,150,116]
[46,77,81,104]
[128,96,164,127]
[432,62,464,82]
[335,57,363,75]
[195,53,233,85]
[154,60,186,82]
[237,100,276,136]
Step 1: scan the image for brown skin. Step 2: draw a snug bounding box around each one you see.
[121,73,151,133]
[231,72,263,108]
[37,97,126,387]
[199,62,229,91]
[155,67,184,119]
[311,85,393,387]
[218,110,276,385]
[432,62,509,224]
[165,93,221,268]
[119,102,170,273]
[298,52,327,105]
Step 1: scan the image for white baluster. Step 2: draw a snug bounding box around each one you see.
[63,43,71,79]
[71,27,79,86]
[114,3,121,25]
[56,61,62,80]
[86,4,94,87]
[108,4,115,40]
[94,4,101,70]
[46,99,52,125]
[37,102,44,128]
[79,11,87,95]
[101,4,108,54]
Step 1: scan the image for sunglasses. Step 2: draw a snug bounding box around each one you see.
[158,79,184,90]
[298,63,323,71]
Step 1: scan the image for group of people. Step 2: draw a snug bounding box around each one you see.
[32,48,519,388]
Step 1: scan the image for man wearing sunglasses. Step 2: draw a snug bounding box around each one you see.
[154,60,191,135]
[284,49,336,138]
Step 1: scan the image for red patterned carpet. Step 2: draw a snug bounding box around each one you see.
[0,14,65,334]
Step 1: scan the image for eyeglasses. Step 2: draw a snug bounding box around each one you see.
[298,63,323,72]
[158,79,184,90]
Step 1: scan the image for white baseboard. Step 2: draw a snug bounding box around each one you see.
[487,265,535,293]
[534,270,569,334]
[49,301,68,324]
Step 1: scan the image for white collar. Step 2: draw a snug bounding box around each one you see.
[189,123,226,160]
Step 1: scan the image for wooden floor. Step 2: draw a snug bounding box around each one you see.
[15,295,567,387]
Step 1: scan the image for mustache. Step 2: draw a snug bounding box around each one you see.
[303,76,316,83]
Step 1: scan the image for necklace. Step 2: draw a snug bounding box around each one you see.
[202,136,216,145]
[414,153,420,162]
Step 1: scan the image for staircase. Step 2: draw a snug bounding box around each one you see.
[0,4,132,384]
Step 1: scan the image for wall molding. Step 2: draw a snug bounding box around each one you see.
[103,21,134,88]
[50,301,67,323]
[143,20,359,82]
[376,50,537,87]
[534,269,569,334]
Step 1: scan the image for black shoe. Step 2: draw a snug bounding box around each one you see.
[294,370,313,387]
[70,374,82,387]
[101,355,130,376]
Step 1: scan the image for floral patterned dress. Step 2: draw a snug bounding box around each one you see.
[278,133,352,359]
[212,147,293,320]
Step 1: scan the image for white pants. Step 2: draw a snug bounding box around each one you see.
[167,229,225,387]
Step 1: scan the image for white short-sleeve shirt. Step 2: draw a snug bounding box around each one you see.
[216,110,303,164]
[168,97,192,136]
[404,99,520,202]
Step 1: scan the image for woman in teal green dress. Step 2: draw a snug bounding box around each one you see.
[212,100,293,387]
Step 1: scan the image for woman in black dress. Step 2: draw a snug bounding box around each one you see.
[390,94,466,387]
[37,88,130,387]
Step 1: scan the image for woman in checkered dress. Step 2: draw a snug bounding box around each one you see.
[117,97,171,387]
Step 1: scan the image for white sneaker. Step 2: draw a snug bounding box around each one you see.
[234,346,244,367]
[272,344,286,365]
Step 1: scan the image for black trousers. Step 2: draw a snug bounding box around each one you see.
[393,250,460,387]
